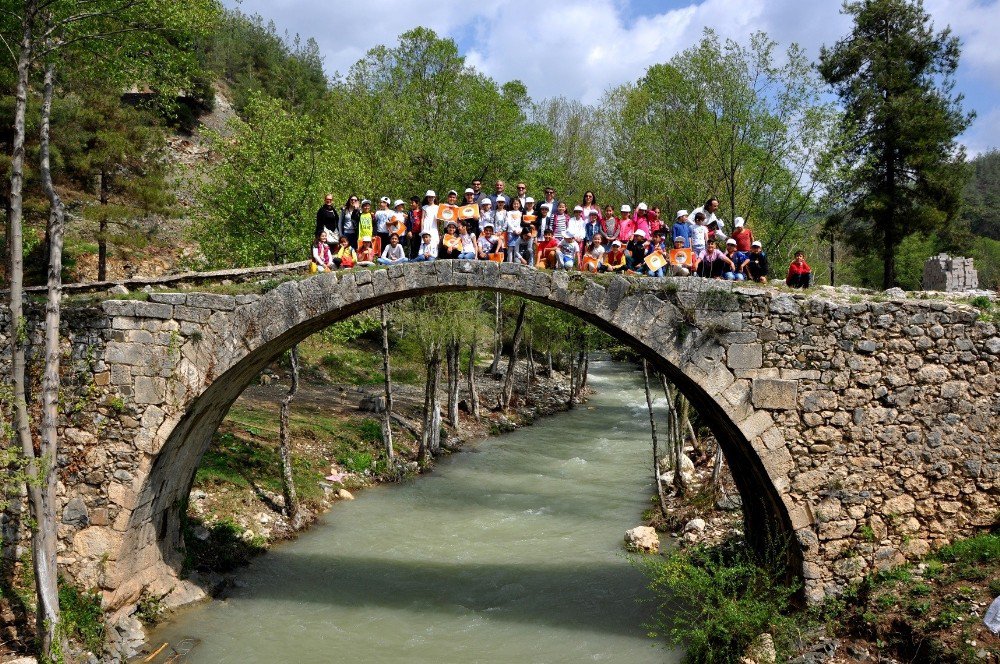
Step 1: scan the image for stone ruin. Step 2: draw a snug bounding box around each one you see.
[922,253,978,292]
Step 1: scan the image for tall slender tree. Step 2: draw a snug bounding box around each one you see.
[819,0,972,289]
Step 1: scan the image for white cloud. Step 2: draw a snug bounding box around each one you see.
[222,0,1000,150]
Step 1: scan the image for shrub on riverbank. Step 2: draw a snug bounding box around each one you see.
[637,537,798,663]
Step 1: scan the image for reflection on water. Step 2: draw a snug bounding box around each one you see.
[148,360,681,663]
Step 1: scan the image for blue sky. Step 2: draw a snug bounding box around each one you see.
[222,0,1000,155]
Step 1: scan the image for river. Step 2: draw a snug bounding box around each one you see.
[147,359,681,663]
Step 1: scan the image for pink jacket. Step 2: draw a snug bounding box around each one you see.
[621,215,650,239]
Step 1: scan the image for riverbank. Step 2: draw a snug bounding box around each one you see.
[639,436,1000,663]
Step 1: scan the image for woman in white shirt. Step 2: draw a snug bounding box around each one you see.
[421,190,440,247]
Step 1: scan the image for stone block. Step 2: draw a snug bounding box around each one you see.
[131,301,174,320]
[727,343,763,369]
[751,378,798,410]
[186,293,237,311]
[148,293,188,305]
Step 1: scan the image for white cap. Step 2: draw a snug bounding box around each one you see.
[620,204,632,213]
[361,235,372,242]
[734,217,745,228]
[495,197,506,204]
[634,229,646,238]
[464,187,474,194]
[524,196,534,203]
[726,238,737,245]
[421,231,431,236]
[393,199,405,207]
[676,209,689,218]
[380,196,390,204]
[573,205,583,212]
[540,202,551,209]
[637,202,648,211]
[425,190,436,198]
[483,223,494,229]
[360,198,371,205]
[447,189,457,196]
[611,240,622,246]
[751,240,762,248]
[674,236,685,243]
[480,198,492,206]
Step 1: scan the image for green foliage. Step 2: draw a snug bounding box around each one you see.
[849,231,943,290]
[961,149,1000,242]
[135,593,164,626]
[319,316,382,345]
[601,29,837,254]
[637,539,798,663]
[819,0,973,289]
[969,235,1000,291]
[58,580,106,654]
[195,92,336,267]
[197,9,328,114]
[934,533,1000,579]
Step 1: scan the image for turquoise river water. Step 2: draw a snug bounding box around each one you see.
[147,359,681,663]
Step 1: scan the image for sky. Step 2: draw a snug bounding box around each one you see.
[223,0,1000,155]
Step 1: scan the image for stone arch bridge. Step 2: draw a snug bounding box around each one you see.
[2,261,998,611]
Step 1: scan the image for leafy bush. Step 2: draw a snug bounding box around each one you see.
[636,538,798,663]
[319,316,381,345]
[59,580,106,654]
[337,449,374,473]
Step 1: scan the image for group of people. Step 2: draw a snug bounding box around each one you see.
[312,181,812,288]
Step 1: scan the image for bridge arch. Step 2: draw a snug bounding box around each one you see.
[105,261,807,608]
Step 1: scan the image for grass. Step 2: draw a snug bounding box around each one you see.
[59,579,107,655]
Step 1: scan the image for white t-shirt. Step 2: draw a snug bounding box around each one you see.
[566,216,587,240]
[421,205,440,245]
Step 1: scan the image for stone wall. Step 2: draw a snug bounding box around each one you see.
[922,253,979,292]
[2,263,998,613]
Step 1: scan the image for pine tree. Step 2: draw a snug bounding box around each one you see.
[819,0,972,289]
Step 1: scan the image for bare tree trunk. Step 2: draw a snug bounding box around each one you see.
[279,347,301,529]
[566,352,576,409]
[526,338,536,381]
[446,339,460,427]
[546,349,553,377]
[660,376,688,496]
[642,361,669,519]
[579,337,590,390]
[500,301,527,411]
[418,342,433,462]
[98,170,108,281]
[711,442,725,490]
[429,345,442,456]
[466,335,481,421]
[30,53,65,659]
[488,292,503,376]
[379,306,394,460]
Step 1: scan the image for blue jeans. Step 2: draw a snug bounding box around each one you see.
[377,257,408,265]
[724,272,746,281]
[411,255,435,262]
[648,267,665,278]
[458,252,476,260]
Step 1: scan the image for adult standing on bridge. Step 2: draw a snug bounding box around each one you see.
[421,191,440,247]
[491,179,510,207]
[315,194,339,244]
[690,197,727,242]
[339,195,361,249]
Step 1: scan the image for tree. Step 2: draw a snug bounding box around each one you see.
[960,149,1000,242]
[279,347,301,530]
[196,92,332,267]
[819,0,972,289]
[600,30,838,252]
[3,2,215,657]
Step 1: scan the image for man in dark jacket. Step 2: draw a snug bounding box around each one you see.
[315,194,339,242]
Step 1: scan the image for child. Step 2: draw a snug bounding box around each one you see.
[512,227,535,265]
[601,204,620,243]
[479,197,495,234]
[731,217,754,252]
[696,242,734,279]
[356,236,376,267]
[689,212,708,254]
[406,196,423,258]
[358,200,375,248]
[377,233,408,265]
[669,236,691,277]
[599,240,627,273]
[535,228,558,268]
[311,231,335,272]
[374,196,394,251]
[786,251,812,288]
[411,231,438,262]
[505,198,524,261]
[625,229,648,272]
[477,223,502,259]
[582,234,605,272]
[551,201,570,240]
[672,210,691,248]
[723,238,748,281]
[745,241,769,283]
[333,235,357,269]
[457,222,478,260]
[584,210,602,246]
[644,229,669,278]
[555,234,580,270]
[566,205,587,246]
[388,200,407,242]
[441,222,462,259]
